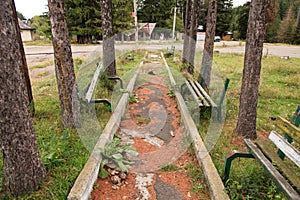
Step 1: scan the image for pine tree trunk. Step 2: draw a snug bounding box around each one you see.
[101,0,116,77]
[187,0,201,74]
[236,0,268,139]
[48,0,80,128]
[182,0,192,64]
[0,1,46,195]
[200,0,217,87]
[13,2,35,115]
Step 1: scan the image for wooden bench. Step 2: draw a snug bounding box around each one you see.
[223,109,300,199]
[78,63,123,110]
[180,78,230,121]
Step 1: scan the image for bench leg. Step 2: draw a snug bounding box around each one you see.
[89,99,112,112]
[223,151,255,183]
[108,77,123,89]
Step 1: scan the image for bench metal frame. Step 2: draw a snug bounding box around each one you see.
[79,63,123,110]
[223,115,300,200]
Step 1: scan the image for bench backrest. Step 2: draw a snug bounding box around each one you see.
[269,131,300,167]
[275,116,300,162]
[291,105,300,127]
[85,63,103,103]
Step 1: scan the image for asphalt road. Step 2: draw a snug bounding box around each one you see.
[24,41,300,80]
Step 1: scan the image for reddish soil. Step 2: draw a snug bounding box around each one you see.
[91,57,209,200]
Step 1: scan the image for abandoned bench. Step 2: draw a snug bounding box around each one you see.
[224,107,300,200]
[181,78,230,121]
[78,63,123,110]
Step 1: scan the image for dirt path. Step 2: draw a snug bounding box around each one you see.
[91,53,209,200]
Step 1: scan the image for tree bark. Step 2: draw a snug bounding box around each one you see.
[101,0,116,77]
[182,0,192,64]
[236,0,268,139]
[200,0,217,87]
[187,0,201,74]
[13,2,35,115]
[0,0,47,195]
[48,0,80,128]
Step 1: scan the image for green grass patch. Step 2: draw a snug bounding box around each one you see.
[0,50,145,199]
[29,60,54,69]
[159,164,181,172]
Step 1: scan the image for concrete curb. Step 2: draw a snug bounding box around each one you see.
[67,61,143,200]
[161,53,229,200]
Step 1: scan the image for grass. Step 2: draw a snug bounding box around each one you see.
[29,60,54,69]
[0,50,145,199]
[166,52,300,199]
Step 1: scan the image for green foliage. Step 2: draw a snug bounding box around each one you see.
[167,90,175,98]
[237,2,250,40]
[231,0,300,43]
[216,0,234,36]
[99,137,136,175]
[113,0,134,34]
[65,0,102,43]
[160,164,181,172]
[185,163,206,194]
[129,94,138,103]
[30,15,51,40]
[137,0,174,28]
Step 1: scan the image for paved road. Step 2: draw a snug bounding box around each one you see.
[25,41,300,80]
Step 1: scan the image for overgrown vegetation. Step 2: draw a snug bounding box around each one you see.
[0,50,144,199]
[99,137,136,178]
[167,52,300,199]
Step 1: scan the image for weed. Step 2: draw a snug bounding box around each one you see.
[136,116,150,125]
[129,94,138,104]
[29,60,54,69]
[167,90,176,98]
[99,137,136,177]
[160,164,181,172]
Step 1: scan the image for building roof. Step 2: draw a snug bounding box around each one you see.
[123,23,156,37]
[18,18,35,30]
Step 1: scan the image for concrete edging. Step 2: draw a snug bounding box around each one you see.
[67,62,143,200]
[161,53,229,200]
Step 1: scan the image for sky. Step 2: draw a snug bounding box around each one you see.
[15,0,250,19]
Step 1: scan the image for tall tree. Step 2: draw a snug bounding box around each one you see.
[236,0,268,139]
[182,0,192,64]
[216,0,233,37]
[65,0,102,44]
[237,2,250,40]
[187,0,201,74]
[101,0,116,76]
[14,5,35,115]
[48,0,80,128]
[137,0,174,28]
[200,0,217,87]
[0,0,46,195]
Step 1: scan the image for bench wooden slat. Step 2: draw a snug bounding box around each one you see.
[256,137,300,192]
[194,81,217,107]
[188,80,210,106]
[185,80,203,106]
[86,63,102,103]
[269,131,300,168]
[277,116,300,143]
[244,139,300,200]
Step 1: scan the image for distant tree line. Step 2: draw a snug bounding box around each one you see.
[21,0,300,45]
[231,0,300,44]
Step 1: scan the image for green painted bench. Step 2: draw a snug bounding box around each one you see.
[224,106,300,200]
[78,63,123,110]
[180,78,230,121]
